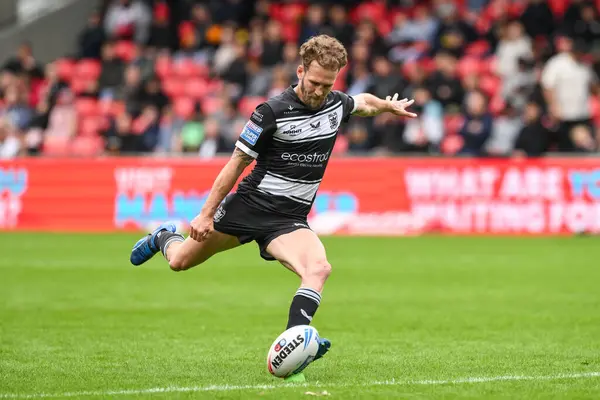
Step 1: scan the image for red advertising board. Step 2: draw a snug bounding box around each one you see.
[1,157,599,235]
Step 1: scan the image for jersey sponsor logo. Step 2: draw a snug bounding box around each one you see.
[283,124,302,136]
[251,110,263,122]
[310,121,321,130]
[328,112,338,130]
[240,121,263,145]
[281,152,330,163]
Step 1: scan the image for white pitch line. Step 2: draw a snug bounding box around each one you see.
[1,371,599,399]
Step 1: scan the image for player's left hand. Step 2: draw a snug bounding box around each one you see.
[385,93,418,118]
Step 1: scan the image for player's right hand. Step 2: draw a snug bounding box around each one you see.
[189,213,214,242]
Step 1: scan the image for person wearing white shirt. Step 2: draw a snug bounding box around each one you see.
[541,36,599,151]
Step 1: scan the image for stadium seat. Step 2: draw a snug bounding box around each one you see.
[172,58,209,79]
[350,2,386,23]
[201,97,224,115]
[114,40,137,62]
[162,78,185,98]
[185,78,210,99]
[489,95,505,115]
[70,135,105,156]
[444,115,465,136]
[239,96,267,117]
[441,134,464,155]
[98,100,125,117]
[282,23,300,43]
[75,98,99,118]
[155,55,173,80]
[173,97,196,119]
[70,78,91,94]
[478,74,501,97]
[75,59,101,81]
[42,135,71,156]
[465,40,491,58]
[457,57,482,79]
[278,3,306,24]
[55,58,76,81]
[79,116,105,136]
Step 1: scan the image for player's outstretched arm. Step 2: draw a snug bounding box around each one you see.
[352,93,418,118]
[189,148,254,241]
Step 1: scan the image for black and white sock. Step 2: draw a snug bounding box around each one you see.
[286,287,321,329]
[154,230,184,260]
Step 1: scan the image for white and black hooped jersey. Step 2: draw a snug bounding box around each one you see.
[235,85,357,218]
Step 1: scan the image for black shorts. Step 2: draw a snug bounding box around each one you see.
[213,193,311,261]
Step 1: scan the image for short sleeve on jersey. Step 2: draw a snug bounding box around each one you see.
[336,91,357,122]
[236,103,276,158]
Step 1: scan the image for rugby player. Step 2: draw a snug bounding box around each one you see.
[130,34,416,377]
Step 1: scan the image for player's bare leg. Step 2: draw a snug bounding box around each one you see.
[130,221,240,270]
[166,232,240,271]
[266,228,332,368]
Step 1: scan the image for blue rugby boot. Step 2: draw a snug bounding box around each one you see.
[313,337,331,361]
[130,222,178,266]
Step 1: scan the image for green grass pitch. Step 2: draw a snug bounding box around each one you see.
[1,233,600,399]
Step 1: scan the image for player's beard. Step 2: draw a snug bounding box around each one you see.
[300,76,325,109]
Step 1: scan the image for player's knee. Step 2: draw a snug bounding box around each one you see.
[168,253,193,272]
[305,259,332,282]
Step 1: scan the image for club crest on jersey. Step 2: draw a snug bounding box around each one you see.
[240,121,263,145]
[328,112,338,130]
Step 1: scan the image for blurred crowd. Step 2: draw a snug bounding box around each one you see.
[1,0,600,158]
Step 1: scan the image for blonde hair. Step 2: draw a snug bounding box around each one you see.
[299,35,348,71]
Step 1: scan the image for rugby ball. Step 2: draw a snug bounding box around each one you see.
[266,325,320,378]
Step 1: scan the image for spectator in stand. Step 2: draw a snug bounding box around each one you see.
[496,20,533,92]
[401,86,444,153]
[146,2,172,50]
[427,51,464,113]
[432,1,478,58]
[486,101,524,156]
[541,35,599,151]
[78,9,106,60]
[180,104,205,153]
[0,118,21,158]
[513,100,550,157]
[458,90,493,156]
[198,117,232,158]
[298,4,327,46]
[104,0,151,45]
[98,41,125,99]
[521,0,554,40]
[571,3,600,51]
[260,20,285,68]
[1,85,33,133]
[2,42,44,81]
[324,5,354,49]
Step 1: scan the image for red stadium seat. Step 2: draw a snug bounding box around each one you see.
[444,114,465,136]
[70,78,91,94]
[75,98,99,118]
[114,40,137,62]
[71,135,105,156]
[479,74,501,97]
[351,2,386,23]
[201,97,224,115]
[457,57,482,79]
[172,58,209,79]
[79,116,105,137]
[98,100,126,117]
[43,135,71,156]
[55,58,76,81]
[185,78,210,99]
[173,97,196,119]
[441,134,464,155]
[465,40,491,58]
[279,3,306,24]
[281,23,300,43]
[155,55,173,80]
[162,78,185,98]
[489,95,505,115]
[239,96,267,117]
[75,59,101,81]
